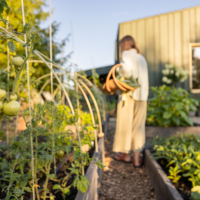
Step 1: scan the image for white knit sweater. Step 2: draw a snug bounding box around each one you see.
[119,48,149,101]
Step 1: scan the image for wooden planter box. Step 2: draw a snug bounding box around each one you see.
[75,137,104,200]
[28,121,106,200]
[145,126,200,149]
[145,149,183,200]
[75,120,106,200]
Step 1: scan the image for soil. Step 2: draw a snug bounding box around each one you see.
[99,121,156,200]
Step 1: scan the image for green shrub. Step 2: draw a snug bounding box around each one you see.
[147,85,199,127]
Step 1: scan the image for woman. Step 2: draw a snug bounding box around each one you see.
[113,35,149,167]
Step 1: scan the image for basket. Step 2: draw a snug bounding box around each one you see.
[102,64,137,92]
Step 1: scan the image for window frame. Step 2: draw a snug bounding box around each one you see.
[189,43,200,94]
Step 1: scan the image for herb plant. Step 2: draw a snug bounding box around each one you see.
[152,134,200,188]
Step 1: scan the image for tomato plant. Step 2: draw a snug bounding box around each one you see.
[0,1,105,200]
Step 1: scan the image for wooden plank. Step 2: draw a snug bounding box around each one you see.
[146,18,155,87]
[190,8,196,42]
[118,23,124,41]
[196,7,200,42]
[168,13,174,65]
[154,16,161,86]
[145,150,183,200]
[159,14,169,86]
[123,22,131,36]
[137,19,146,58]
[131,21,137,41]
[75,131,105,200]
[146,126,200,138]
[174,12,182,68]
[182,10,190,90]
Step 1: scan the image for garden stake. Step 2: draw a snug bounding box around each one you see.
[71,21,84,175]
[34,51,85,175]
[78,79,103,138]
[49,0,56,177]
[6,15,10,143]
[73,79,97,149]
[21,1,35,199]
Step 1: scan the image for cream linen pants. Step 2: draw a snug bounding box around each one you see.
[113,94,147,153]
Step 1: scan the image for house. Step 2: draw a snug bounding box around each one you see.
[85,5,200,100]
[115,5,200,98]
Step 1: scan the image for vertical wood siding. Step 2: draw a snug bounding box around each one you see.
[117,6,200,96]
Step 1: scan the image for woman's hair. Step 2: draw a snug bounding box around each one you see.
[120,35,140,53]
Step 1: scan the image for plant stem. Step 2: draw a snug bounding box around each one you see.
[75,72,84,175]
[12,41,34,95]
[0,113,4,129]
[51,104,56,176]
[43,164,50,200]
[35,130,40,200]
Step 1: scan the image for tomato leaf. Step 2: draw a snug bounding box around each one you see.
[8,41,16,53]
[52,184,61,190]
[69,168,79,175]
[63,187,70,195]
[95,160,105,169]
[77,177,88,193]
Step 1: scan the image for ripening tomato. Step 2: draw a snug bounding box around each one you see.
[0,102,2,110]
[12,56,24,67]
[3,101,20,116]
[0,89,6,99]
[55,150,64,158]
[10,94,17,101]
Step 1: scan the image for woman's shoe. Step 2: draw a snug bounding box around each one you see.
[113,153,132,163]
[133,157,143,168]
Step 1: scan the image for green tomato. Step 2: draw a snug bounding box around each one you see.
[0,89,6,99]
[10,94,17,101]
[12,56,24,67]
[55,150,64,158]
[0,102,2,110]
[3,101,20,116]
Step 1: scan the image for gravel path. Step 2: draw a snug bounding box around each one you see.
[99,121,156,200]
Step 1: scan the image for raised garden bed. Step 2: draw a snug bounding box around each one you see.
[145,133,200,200]
[145,149,183,200]
[75,136,104,200]
[145,126,200,149]
[0,127,105,200]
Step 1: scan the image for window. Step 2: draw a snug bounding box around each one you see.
[189,43,200,93]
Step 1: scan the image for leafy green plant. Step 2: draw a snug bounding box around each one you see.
[0,1,105,200]
[191,186,200,200]
[0,101,103,199]
[147,85,199,127]
[168,164,182,185]
[152,134,200,189]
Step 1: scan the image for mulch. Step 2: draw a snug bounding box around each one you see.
[99,121,156,200]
